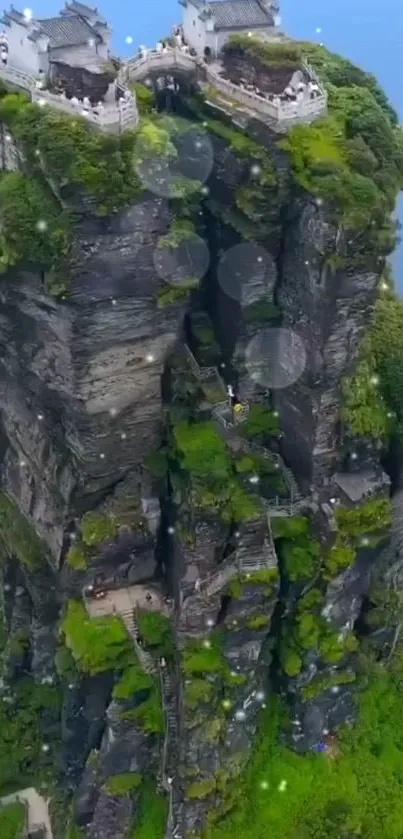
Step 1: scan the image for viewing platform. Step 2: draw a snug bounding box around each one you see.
[0,63,139,132]
[124,47,327,132]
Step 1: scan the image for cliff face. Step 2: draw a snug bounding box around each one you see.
[0,198,181,561]
[275,200,379,489]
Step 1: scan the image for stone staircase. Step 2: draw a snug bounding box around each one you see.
[235,513,278,572]
[242,440,303,505]
[159,665,183,839]
[120,608,157,675]
[184,344,218,383]
[198,560,240,599]
[212,400,250,429]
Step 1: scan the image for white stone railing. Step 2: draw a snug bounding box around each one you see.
[125,47,197,81]
[205,64,327,129]
[123,48,327,129]
[0,63,139,132]
[30,89,138,131]
[0,64,36,89]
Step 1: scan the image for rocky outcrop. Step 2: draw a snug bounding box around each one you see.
[0,198,184,562]
[274,201,380,490]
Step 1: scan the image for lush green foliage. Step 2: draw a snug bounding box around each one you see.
[137,611,174,655]
[301,669,356,700]
[130,82,155,114]
[172,421,261,523]
[224,36,302,69]
[363,293,403,436]
[54,645,78,681]
[105,772,142,796]
[243,298,279,323]
[65,543,88,571]
[173,421,229,481]
[0,171,71,278]
[183,637,224,675]
[207,651,403,839]
[0,95,142,216]
[157,277,198,306]
[112,661,154,700]
[130,783,168,839]
[62,601,132,674]
[0,678,61,795]
[186,777,216,800]
[280,588,358,672]
[0,490,46,567]
[245,614,270,630]
[0,803,26,839]
[184,677,214,709]
[241,405,280,441]
[280,44,403,238]
[335,497,392,542]
[122,684,164,734]
[273,515,321,582]
[80,511,118,547]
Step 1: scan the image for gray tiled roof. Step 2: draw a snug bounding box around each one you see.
[201,0,274,30]
[34,14,101,47]
[1,7,28,25]
[62,1,107,24]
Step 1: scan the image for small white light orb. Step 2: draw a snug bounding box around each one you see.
[111,298,117,306]
[126,36,133,44]
[255,690,265,702]
[249,475,259,484]
[109,407,117,417]
[37,413,44,420]
[370,375,379,386]
[260,780,269,790]
[100,453,105,460]
[235,709,246,721]
[19,460,26,468]
[203,640,211,649]
[23,7,32,20]
[278,779,287,792]
[146,354,155,363]
[206,618,215,627]
[167,526,175,535]
[120,432,127,440]
[222,699,231,710]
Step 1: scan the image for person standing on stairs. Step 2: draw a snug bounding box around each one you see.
[227,384,236,406]
[228,383,245,423]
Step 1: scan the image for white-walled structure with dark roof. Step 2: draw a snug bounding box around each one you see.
[0,2,111,75]
[180,0,281,58]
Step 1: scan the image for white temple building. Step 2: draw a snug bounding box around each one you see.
[0,2,111,75]
[179,0,281,59]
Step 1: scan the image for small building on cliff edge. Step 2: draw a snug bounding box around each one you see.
[0,1,111,76]
[180,0,282,59]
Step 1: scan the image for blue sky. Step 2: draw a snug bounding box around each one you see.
[22,0,403,282]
